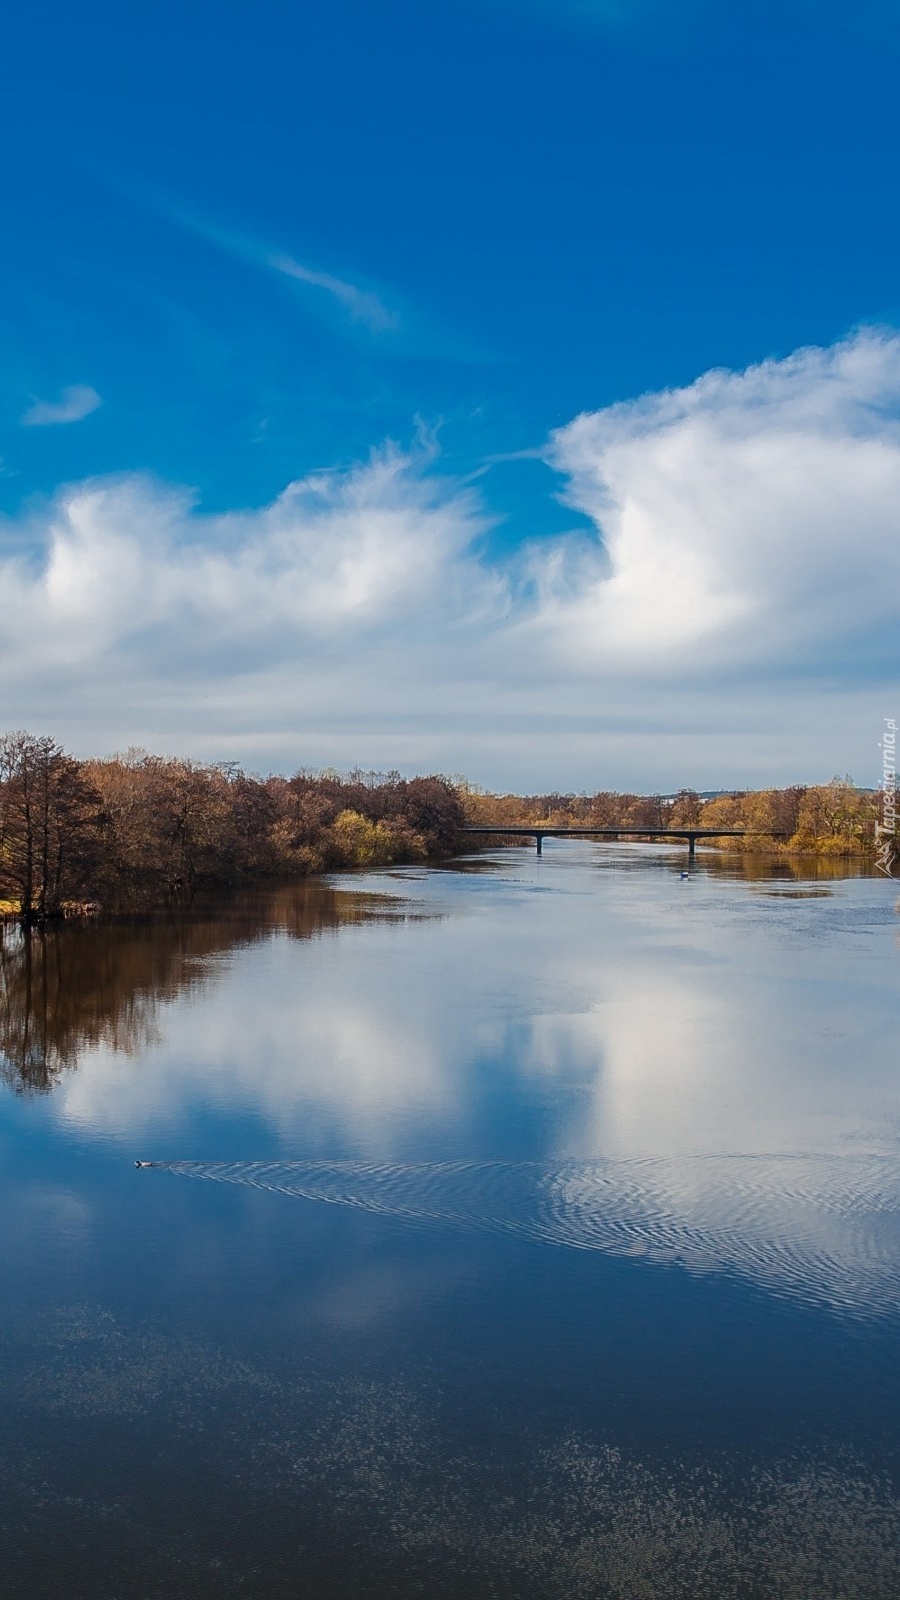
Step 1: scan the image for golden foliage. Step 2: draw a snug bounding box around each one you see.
[465,777,888,861]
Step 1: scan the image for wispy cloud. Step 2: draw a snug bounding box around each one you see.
[22,385,102,427]
[160,201,400,337]
[266,252,399,334]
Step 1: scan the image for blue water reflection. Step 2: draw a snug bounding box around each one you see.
[2,845,900,1598]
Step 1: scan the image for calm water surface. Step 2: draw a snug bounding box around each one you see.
[2,844,900,1598]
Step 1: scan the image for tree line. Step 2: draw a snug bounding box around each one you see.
[1,731,892,923]
[463,779,888,858]
[0,731,466,922]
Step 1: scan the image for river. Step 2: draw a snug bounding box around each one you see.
[1,843,899,1598]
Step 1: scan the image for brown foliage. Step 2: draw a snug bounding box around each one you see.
[1,733,467,918]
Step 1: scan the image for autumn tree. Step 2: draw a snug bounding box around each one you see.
[669,788,702,827]
[621,794,667,833]
[587,791,629,829]
[0,732,104,923]
[701,793,744,832]
[86,752,275,900]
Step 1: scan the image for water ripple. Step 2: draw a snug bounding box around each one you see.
[150,1154,900,1318]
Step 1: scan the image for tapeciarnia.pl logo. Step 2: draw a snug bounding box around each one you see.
[876,717,897,878]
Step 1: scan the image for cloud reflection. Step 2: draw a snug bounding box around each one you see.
[4,855,898,1315]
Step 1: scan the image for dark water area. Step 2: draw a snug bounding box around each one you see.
[2,844,899,1598]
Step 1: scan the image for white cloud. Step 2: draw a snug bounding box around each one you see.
[539,328,900,673]
[21,384,102,427]
[3,330,900,787]
[1,445,491,659]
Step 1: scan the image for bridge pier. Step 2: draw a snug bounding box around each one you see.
[536,834,543,856]
[687,834,696,862]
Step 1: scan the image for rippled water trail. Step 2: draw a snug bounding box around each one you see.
[152,1152,900,1317]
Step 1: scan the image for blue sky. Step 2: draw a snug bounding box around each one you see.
[2,0,899,789]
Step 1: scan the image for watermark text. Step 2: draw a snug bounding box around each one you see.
[876,717,897,876]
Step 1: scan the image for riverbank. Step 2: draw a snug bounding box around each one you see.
[2,731,896,925]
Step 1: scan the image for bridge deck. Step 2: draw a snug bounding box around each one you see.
[461,825,777,859]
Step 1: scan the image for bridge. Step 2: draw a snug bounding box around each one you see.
[461,826,776,862]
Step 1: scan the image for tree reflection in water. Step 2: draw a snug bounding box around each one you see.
[0,881,427,1094]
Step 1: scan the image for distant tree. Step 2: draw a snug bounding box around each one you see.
[701,794,743,832]
[670,788,702,827]
[621,795,666,832]
[587,791,628,829]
